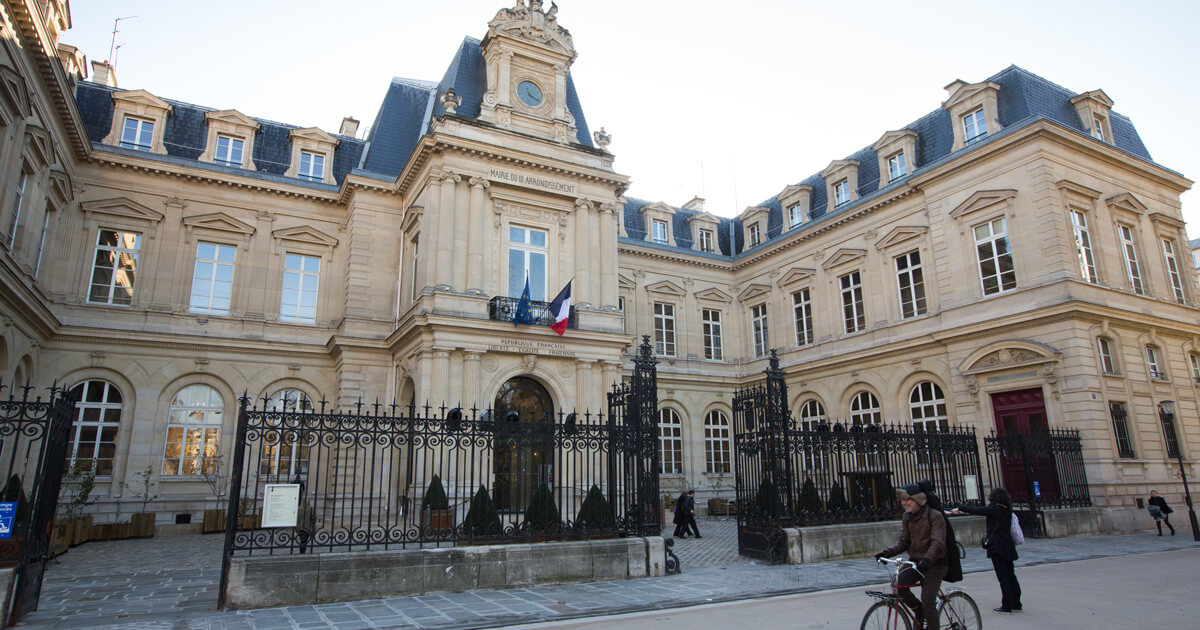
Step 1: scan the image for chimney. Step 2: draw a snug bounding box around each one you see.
[682,196,705,211]
[943,79,967,96]
[90,60,118,87]
[339,117,360,137]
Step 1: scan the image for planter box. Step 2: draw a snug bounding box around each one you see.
[708,498,729,516]
[130,512,156,538]
[203,509,227,533]
[69,516,92,546]
[422,508,454,533]
[49,520,70,557]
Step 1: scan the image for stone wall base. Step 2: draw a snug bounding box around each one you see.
[783,507,1105,564]
[225,536,665,610]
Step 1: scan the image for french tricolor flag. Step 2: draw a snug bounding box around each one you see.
[547,280,572,336]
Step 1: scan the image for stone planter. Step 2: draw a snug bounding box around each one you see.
[130,512,156,538]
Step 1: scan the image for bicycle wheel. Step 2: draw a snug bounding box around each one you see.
[939,591,982,630]
[861,601,913,630]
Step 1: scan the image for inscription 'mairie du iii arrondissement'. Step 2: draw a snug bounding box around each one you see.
[488,167,577,195]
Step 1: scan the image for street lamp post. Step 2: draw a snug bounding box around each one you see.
[1158,401,1200,541]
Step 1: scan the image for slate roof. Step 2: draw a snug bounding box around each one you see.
[622,198,737,258]
[620,65,1165,261]
[359,37,594,177]
[75,82,366,188]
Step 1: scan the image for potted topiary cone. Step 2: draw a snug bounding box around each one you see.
[461,485,503,543]
[523,482,561,541]
[574,484,614,536]
[421,475,453,534]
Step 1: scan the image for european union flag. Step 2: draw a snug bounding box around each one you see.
[513,276,535,326]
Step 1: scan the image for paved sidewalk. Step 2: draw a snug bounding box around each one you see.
[15,525,1197,630]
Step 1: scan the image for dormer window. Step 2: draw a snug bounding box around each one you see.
[963,108,987,143]
[651,219,668,244]
[299,151,325,182]
[749,224,761,247]
[698,229,714,253]
[834,180,850,206]
[215,135,244,167]
[120,117,154,151]
[789,204,804,229]
[1071,89,1114,145]
[888,153,907,180]
[1091,115,1106,141]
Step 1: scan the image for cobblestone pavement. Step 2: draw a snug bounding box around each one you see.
[16,526,1198,630]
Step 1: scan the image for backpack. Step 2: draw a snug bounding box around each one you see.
[918,480,963,583]
[1010,512,1025,546]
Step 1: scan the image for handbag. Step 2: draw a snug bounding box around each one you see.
[1010,512,1024,545]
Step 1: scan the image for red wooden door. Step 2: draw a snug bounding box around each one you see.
[991,388,1060,504]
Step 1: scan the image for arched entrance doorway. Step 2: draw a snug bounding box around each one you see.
[493,376,554,512]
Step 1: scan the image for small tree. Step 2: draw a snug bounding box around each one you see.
[827,480,849,512]
[523,482,561,530]
[463,485,502,536]
[201,454,230,511]
[798,477,823,514]
[422,474,450,511]
[575,484,613,530]
[125,463,158,513]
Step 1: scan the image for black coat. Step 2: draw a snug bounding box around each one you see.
[672,493,692,524]
[958,502,1018,562]
[1148,496,1173,514]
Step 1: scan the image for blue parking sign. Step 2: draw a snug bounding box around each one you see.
[0,502,15,539]
[1033,481,1041,498]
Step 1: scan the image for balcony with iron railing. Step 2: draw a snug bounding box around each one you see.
[487,296,577,330]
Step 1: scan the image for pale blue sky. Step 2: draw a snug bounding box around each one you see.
[64,1,1200,233]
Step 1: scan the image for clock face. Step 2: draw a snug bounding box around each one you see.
[517,81,543,107]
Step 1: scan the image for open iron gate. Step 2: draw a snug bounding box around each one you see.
[0,384,75,625]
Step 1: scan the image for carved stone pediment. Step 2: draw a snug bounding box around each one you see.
[23,125,55,169]
[645,280,685,297]
[1105,192,1147,215]
[272,225,339,248]
[942,81,1001,110]
[738,283,771,302]
[485,1,575,57]
[949,189,1017,220]
[183,212,256,238]
[874,226,927,251]
[111,89,173,113]
[821,248,867,270]
[617,273,635,290]
[958,339,1060,375]
[82,197,165,224]
[0,65,31,121]
[694,287,733,303]
[776,267,816,288]
[46,170,73,210]
[205,109,260,130]
[289,127,339,146]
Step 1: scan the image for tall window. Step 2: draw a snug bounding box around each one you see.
[34,206,50,278]
[215,135,244,167]
[1071,210,1097,284]
[974,216,1016,295]
[1109,402,1135,459]
[507,226,547,300]
[259,389,313,477]
[280,253,320,323]
[6,170,26,249]
[789,204,803,228]
[895,251,926,319]
[704,410,731,474]
[851,391,882,467]
[834,180,850,206]
[909,382,948,432]
[840,271,865,333]
[120,117,154,151]
[654,303,676,357]
[88,229,140,306]
[1162,239,1186,303]
[298,151,325,181]
[702,309,723,360]
[409,234,420,302]
[963,108,986,143]
[1097,338,1117,374]
[799,399,828,470]
[68,381,122,476]
[651,219,668,244]
[793,288,814,346]
[163,384,223,476]
[1189,353,1200,384]
[698,229,714,253]
[658,408,683,474]
[888,152,907,181]
[1160,405,1181,459]
[748,224,761,247]
[751,303,769,357]
[190,242,236,315]
[1118,225,1143,294]
[1146,346,1165,379]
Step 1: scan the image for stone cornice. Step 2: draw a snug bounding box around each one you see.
[7,0,90,159]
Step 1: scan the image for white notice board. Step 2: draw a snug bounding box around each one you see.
[963,475,979,502]
[261,483,301,528]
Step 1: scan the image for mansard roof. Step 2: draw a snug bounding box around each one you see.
[75,82,365,188]
[620,197,738,259]
[359,37,593,177]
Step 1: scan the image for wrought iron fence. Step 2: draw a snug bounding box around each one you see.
[0,383,75,624]
[983,429,1091,511]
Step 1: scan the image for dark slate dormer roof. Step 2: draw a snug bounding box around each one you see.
[743,65,1159,257]
[75,82,366,187]
[360,37,594,179]
[620,197,737,259]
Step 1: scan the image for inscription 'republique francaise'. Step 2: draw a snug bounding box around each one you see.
[488,167,577,195]
[488,337,576,358]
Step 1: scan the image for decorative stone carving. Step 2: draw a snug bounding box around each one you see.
[593,127,611,149]
[557,361,573,377]
[469,176,489,189]
[441,88,462,115]
[523,354,537,371]
[481,356,499,373]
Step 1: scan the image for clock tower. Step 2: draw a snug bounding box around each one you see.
[480,0,579,143]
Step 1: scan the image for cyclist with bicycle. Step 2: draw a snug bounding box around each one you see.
[874,483,947,630]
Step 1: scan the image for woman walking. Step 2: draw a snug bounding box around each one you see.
[1148,490,1175,535]
[947,488,1022,614]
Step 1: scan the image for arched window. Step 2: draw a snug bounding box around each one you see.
[259,389,313,478]
[704,410,731,474]
[798,399,827,471]
[658,408,683,475]
[799,399,826,429]
[909,382,948,432]
[850,391,881,427]
[68,380,122,476]
[163,384,223,476]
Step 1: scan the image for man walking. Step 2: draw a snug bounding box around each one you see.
[875,483,947,630]
[683,489,702,538]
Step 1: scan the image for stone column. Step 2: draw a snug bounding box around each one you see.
[452,177,470,291]
[574,198,593,307]
[599,202,619,308]
[435,171,459,289]
[431,349,451,408]
[466,178,490,293]
[575,359,596,415]
[463,350,483,410]
[421,176,442,296]
[587,201,601,306]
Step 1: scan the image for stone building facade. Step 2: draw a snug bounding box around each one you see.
[1,0,1195,532]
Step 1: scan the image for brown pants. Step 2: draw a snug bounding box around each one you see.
[898,563,946,630]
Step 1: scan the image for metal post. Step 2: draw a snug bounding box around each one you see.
[218,395,252,611]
